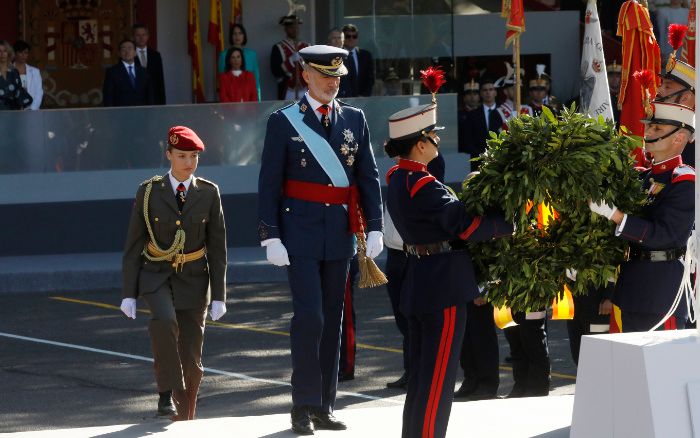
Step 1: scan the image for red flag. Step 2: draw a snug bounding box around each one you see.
[208,0,225,53]
[230,0,242,27]
[681,0,696,66]
[617,1,661,166]
[188,0,205,103]
[502,0,525,48]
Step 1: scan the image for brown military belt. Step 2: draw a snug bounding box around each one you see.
[147,242,206,270]
[403,240,467,257]
[627,247,686,262]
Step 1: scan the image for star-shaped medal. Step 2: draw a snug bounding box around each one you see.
[346,155,355,166]
[340,144,350,155]
[342,129,355,144]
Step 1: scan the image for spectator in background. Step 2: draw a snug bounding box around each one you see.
[103,39,154,107]
[457,79,480,153]
[383,67,401,96]
[327,28,344,48]
[219,24,261,101]
[219,47,257,103]
[656,0,689,59]
[339,24,375,97]
[460,76,502,159]
[12,40,42,110]
[270,15,308,100]
[133,24,166,105]
[0,40,32,110]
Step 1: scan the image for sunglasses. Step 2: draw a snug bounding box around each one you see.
[344,34,358,39]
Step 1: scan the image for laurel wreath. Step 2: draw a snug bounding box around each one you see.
[460,106,646,312]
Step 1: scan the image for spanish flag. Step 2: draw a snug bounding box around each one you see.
[208,0,225,53]
[230,0,242,27]
[502,0,525,48]
[681,0,695,66]
[616,1,661,166]
[187,0,205,102]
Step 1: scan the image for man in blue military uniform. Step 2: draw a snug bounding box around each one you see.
[384,103,512,438]
[589,102,695,332]
[257,45,383,435]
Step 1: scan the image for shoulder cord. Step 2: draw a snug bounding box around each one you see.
[140,177,186,262]
[650,229,697,331]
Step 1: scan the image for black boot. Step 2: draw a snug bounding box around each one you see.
[157,390,176,417]
[291,406,314,435]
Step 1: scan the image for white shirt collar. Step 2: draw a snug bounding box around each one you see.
[168,172,193,195]
[122,60,135,69]
[305,92,334,121]
[483,103,496,111]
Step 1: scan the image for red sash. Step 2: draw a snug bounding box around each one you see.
[284,179,363,233]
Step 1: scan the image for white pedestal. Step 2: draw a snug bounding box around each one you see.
[570,329,700,438]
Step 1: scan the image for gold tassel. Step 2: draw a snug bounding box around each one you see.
[356,232,388,288]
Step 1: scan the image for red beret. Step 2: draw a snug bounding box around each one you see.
[168,126,205,151]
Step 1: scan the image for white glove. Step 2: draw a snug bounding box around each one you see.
[210,300,227,321]
[265,238,290,266]
[120,298,136,319]
[290,52,301,65]
[588,200,618,220]
[365,231,384,259]
[565,268,577,281]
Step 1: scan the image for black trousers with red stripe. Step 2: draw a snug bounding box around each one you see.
[339,256,359,377]
[402,305,466,438]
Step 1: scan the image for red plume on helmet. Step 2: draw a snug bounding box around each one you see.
[666,24,688,74]
[633,69,657,118]
[420,66,446,103]
[668,24,688,51]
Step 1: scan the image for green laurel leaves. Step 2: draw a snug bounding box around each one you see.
[460,107,646,312]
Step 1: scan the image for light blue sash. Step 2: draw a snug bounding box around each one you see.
[281,104,349,188]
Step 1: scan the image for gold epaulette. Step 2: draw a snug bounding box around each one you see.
[141,175,164,186]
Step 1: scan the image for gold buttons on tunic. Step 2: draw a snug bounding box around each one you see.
[154,217,159,222]
[176,220,181,226]
[285,208,290,212]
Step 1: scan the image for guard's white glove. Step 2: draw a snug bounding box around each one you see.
[210,300,227,321]
[289,52,301,65]
[365,231,384,259]
[588,200,618,220]
[265,238,290,266]
[565,268,577,281]
[120,298,136,319]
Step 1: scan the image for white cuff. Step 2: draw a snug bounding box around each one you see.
[261,238,280,247]
[614,214,628,236]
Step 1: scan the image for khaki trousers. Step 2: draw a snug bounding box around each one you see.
[144,282,207,419]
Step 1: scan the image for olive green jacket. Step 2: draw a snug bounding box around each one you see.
[122,175,227,309]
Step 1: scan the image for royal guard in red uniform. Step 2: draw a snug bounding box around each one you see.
[271,15,309,100]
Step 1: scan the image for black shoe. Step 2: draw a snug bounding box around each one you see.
[462,389,498,402]
[157,390,176,417]
[337,372,354,382]
[291,406,314,435]
[309,409,347,431]
[386,372,408,389]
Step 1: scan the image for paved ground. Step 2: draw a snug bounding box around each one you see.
[0,283,577,434]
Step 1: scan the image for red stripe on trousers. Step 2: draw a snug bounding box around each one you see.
[663,316,677,330]
[422,306,456,438]
[342,275,355,373]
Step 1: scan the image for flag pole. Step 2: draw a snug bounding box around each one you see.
[514,34,521,112]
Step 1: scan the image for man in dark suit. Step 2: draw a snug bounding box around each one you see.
[339,24,375,97]
[133,24,166,105]
[258,45,383,435]
[103,39,154,107]
[460,77,502,161]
